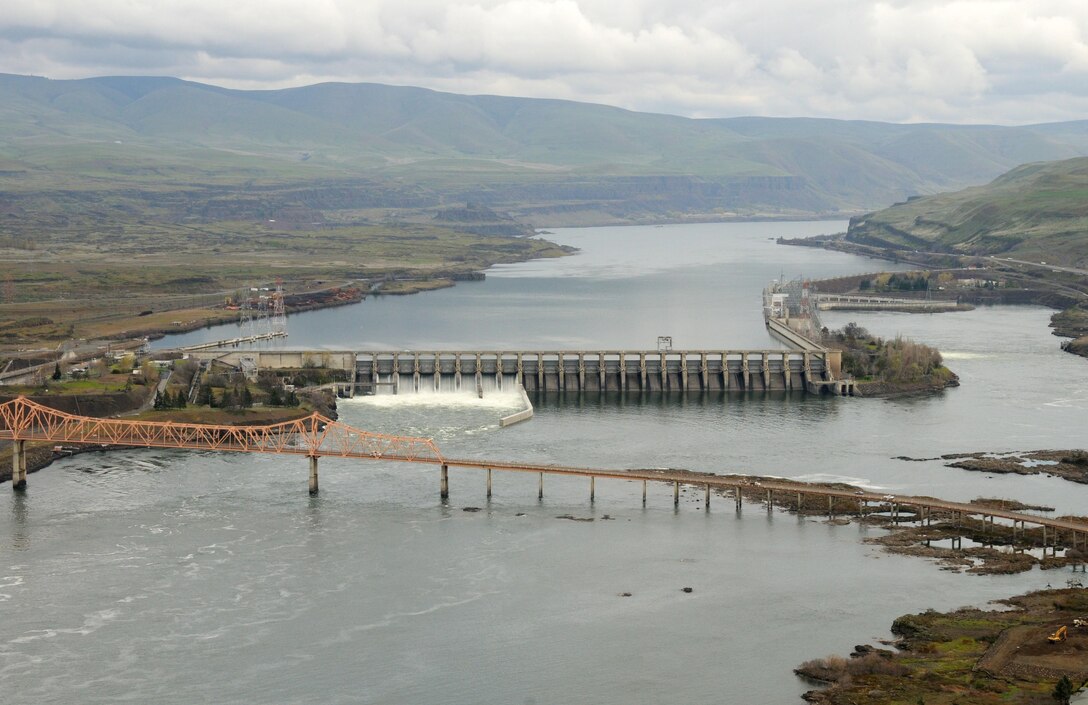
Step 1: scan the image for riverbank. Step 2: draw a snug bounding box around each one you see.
[796,588,1088,704]
[786,238,1088,362]
[0,224,571,354]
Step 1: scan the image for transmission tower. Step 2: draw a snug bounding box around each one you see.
[271,279,287,336]
[255,293,271,335]
[238,289,254,337]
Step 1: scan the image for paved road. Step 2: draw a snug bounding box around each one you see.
[988,255,1088,278]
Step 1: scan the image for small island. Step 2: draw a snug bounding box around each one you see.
[823,322,959,396]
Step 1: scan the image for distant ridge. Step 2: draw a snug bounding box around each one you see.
[845,156,1088,266]
[2,72,1088,221]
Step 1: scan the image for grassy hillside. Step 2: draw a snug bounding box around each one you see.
[845,157,1088,267]
[2,74,1088,221]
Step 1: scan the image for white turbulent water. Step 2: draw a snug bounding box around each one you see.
[5,221,1088,704]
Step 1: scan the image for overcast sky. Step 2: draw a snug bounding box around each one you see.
[2,0,1088,125]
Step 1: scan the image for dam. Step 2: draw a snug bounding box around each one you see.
[185,347,853,395]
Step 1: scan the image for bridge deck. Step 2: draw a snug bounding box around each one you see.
[3,397,1085,540]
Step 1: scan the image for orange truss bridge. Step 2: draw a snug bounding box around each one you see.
[0,396,442,494]
[2,396,1088,559]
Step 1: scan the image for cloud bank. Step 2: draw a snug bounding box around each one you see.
[2,0,1088,124]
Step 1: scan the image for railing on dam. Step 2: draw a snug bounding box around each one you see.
[184,348,852,396]
[352,349,835,394]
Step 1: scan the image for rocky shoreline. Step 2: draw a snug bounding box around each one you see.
[852,373,960,398]
[796,588,1088,704]
[897,450,1088,485]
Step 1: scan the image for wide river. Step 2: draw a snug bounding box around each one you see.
[5,222,1088,704]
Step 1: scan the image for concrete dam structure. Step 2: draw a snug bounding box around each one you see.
[356,350,841,394]
[189,349,847,395]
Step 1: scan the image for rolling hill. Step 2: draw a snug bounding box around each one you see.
[844,157,1088,267]
[3,73,1088,223]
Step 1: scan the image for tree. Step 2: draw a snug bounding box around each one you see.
[52,362,62,381]
[173,389,186,409]
[241,387,253,408]
[153,390,164,410]
[269,387,283,406]
[285,389,299,407]
[1053,675,1074,705]
[197,384,213,407]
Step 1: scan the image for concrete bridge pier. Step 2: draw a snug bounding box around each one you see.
[782,353,792,390]
[619,354,627,392]
[455,355,463,391]
[673,481,680,508]
[700,354,708,391]
[440,464,449,500]
[308,455,318,495]
[642,480,647,506]
[598,353,606,391]
[639,354,647,392]
[11,439,27,491]
[538,472,543,500]
[741,355,750,391]
[590,476,595,503]
[392,354,400,395]
[704,484,710,510]
[557,353,565,392]
[578,354,586,391]
[486,468,492,499]
[735,487,742,511]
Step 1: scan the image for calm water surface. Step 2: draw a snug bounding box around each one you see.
[5,222,1087,704]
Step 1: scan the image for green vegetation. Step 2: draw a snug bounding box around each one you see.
[825,323,956,387]
[798,589,1088,704]
[846,157,1088,267]
[3,73,1088,225]
[0,218,567,347]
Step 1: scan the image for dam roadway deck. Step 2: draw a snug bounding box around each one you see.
[187,348,847,394]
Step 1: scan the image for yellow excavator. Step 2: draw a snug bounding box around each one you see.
[1048,625,1068,643]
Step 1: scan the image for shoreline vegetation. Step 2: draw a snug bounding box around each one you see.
[821,322,959,397]
[796,589,1088,705]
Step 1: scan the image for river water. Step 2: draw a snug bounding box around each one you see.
[5,222,1088,704]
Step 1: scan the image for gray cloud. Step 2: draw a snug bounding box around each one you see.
[2,0,1087,124]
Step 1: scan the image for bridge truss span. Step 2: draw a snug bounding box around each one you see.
[0,396,444,490]
[3,396,1086,558]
